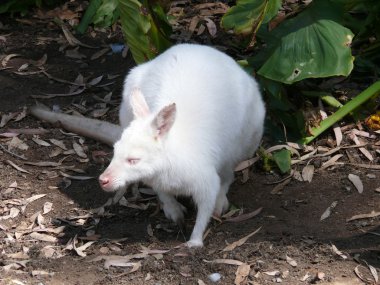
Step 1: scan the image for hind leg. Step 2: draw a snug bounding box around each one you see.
[214,168,234,217]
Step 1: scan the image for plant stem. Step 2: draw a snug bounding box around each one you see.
[299,80,380,145]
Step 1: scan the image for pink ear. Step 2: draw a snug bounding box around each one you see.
[130,88,150,118]
[152,103,176,137]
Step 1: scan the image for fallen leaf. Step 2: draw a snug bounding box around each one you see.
[74,240,96,257]
[368,264,378,283]
[286,255,297,267]
[204,18,217,37]
[32,136,51,146]
[320,154,344,170]
[301,165,314,182]
[31,270,52,276]
[7,136,29,151]
[0,207,20,220]
[30,232,58,243]
[225,207,262,223]
[271,178,291,195]
[73,141,87,158]
[43,202,53,214]
[333,126,343,146]
[320,201,338,221]
[331,244,348,259]
[49,139,67,150]
[347,210,380,222]
[235,263,250,285]
[348,174,363,193]
[263,270,281,276]
[6,160,31,174]
[203,259,244,266]
[223,227,261,251]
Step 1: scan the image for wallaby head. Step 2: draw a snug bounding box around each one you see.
[99,88,176,192]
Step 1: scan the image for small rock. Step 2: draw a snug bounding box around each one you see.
[208,273,222,282]
[367,174,376,179]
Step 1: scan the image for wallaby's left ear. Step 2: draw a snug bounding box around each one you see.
[130,88,150,118]
[152,103,176,137]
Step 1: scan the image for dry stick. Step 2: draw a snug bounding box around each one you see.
[0,143,28,160]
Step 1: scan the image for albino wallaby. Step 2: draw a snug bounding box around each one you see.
[98,44,265,247]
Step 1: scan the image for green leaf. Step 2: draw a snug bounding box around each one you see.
[221,0,281,35]
[118,0,171,64]
[272,149,291,174]
[257,0,355,84]
[93,0,119,27]
[76,0,102,34]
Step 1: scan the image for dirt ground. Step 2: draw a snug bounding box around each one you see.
[1,9,380,285]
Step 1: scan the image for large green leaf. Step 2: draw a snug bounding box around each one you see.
[118,0,171,64]
[257,0,354,84]
[221,0,281,36]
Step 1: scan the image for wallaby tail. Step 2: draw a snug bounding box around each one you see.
[29,105,122,146]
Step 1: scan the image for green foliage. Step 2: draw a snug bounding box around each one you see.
[272,149,291,174]
[300,80,380,144]
[221,0,281,45]
[256,1,354,84]
[118,0,171,64]
[77,0,120,34]
[0,0,59,15]
[222,0,380,145]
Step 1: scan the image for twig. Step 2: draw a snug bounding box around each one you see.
[0,143,28,160]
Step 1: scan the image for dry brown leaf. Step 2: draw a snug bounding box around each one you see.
[331,244,348,259]
[49,139,67,150]
[347,210,380,222]
[286,255,297,267]
[30,232,58,243]
[368,264,378,283]
[43,202,53,214]
[6,160,30,174]
[263,270,281,276]
[333,127,343,146]
[354,265,373,284]
[187,16,200,39]
[32,136,51,147]
[60,171,93,180]
[1,112,18,127]
[320,154,344,170]
[320,201,338,221]
[88,75,103,86]
[1,53,20,67]
[271,178,291,194]
[91,47,109,60]
[349,132,374,161]
[225,207,262,223]
[31,270,52,276]
[204,18,217,37]
[235,263,250,285]
[348,174,363,193]
[203,259,244,266]
[74,241,96,257]
[234,156,260,171]
[6,251,29,260]
[302,165,314,182]
[73,141,87,158]
[223,227,261,251]
[90,108,109,118]
[7,136,29,151]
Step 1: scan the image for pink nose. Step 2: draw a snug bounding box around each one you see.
[99,176,109,188]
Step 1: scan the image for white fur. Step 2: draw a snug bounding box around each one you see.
[99,44,265,247]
